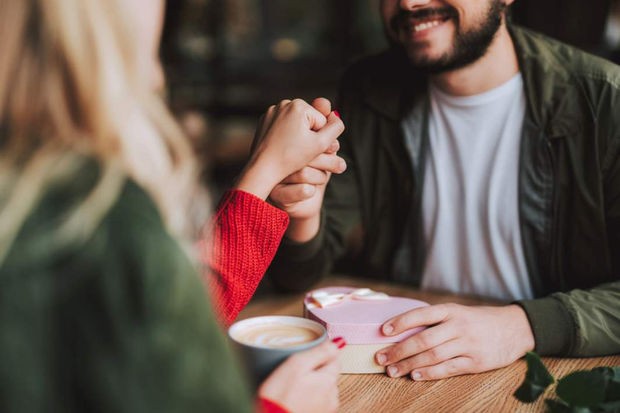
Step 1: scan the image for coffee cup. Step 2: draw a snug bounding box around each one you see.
[228,315,327,388]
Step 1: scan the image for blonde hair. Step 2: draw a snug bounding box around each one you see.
[0,0,201,262]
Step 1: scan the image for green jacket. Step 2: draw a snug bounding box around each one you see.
[269,26,620,357]
[0,159,252,412]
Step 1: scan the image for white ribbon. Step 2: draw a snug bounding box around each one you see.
[307,288,389,308]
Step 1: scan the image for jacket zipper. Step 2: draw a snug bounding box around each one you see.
[546,139,563,290]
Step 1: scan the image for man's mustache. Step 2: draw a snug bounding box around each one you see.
[389,7,459,33]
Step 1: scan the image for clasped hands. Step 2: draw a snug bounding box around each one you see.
[238,97,345,243]
[237,97,345,234]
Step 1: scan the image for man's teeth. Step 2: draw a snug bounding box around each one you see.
[413,19,442,32]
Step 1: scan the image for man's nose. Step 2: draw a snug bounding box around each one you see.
[399,0,433,10]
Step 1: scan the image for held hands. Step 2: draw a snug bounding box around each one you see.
[268,98,343,242]
[375,304,535,381]
[258,339,343,413]
[236,98,345,201]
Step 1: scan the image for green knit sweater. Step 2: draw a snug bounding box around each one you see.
[0,161,252,412]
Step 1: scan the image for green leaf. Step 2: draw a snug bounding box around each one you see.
[590,367,620,403]
[514,352,555,403]
[556,371,607,407]
[593,367,620,381]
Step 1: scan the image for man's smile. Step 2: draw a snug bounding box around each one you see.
[395,7,457,40]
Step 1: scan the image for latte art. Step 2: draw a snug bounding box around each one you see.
[234,323,321,348]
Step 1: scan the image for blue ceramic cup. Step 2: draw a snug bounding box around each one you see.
[229,315,327,389]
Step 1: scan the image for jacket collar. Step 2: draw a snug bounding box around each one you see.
[509,25,582,140]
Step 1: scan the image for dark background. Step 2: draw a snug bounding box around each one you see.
[160,0,620,195]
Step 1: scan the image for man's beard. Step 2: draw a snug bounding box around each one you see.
[391,0,506,74]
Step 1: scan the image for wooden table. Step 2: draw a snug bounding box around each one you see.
[238,276,620,412]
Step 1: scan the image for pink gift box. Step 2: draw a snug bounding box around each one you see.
[304,286,429,373]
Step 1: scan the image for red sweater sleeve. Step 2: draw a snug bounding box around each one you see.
[198,190,289,326]
[256,397,289,413]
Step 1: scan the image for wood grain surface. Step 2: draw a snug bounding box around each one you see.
[238,275,620,412]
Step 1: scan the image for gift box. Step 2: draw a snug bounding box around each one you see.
[304,286,429,373]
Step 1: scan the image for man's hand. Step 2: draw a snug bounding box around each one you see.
[375,304,535,381]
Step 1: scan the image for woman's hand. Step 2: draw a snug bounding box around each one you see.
[374,304,535,381]
[258,339,343,413]
[236,99,345,200]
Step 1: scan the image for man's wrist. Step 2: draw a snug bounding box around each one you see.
[285,215,320,243]
[506,304,536,355]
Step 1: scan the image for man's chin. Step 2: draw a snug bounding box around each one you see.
[406,50,451,72]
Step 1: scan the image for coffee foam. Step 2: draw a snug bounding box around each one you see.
[233,323,320,348]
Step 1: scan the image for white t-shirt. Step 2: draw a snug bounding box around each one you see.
[417,74,533,301]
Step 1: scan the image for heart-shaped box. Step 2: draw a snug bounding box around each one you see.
[304,287,429,373]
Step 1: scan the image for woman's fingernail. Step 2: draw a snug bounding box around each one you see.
[383,324,394,335]
[376,353,387,365]
[331,337,346,349]
[412,371,422,381]
[387,366,399,377]
[333,110,341,118]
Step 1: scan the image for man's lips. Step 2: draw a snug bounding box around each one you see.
[407,15,451,33]
[392,8,457,35]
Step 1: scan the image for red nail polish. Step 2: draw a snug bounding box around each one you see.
[333,110,341,118]
[331,337,346,349]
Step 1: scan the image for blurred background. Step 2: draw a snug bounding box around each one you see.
[160,0,620,196]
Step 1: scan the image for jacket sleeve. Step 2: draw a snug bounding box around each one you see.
[517,76,620,357]
[266,72,365,293]
[199,190,289,326]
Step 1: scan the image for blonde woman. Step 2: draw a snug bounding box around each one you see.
[0,0,345,412]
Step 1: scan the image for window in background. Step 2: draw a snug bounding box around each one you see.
[164,0,618,195]
[162,0,386,195]
[604,0,620,63]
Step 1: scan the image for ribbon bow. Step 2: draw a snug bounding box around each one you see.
[308,288,389,308]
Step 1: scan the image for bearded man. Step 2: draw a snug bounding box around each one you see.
[267,0,620,380]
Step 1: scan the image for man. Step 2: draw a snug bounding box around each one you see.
[267,0,620,381]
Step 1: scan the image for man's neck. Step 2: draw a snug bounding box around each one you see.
[430,22,519,96]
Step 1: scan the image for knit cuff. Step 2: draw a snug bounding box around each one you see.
[515,296,576,356]
[256,397,289,413]
[218,190,289,226]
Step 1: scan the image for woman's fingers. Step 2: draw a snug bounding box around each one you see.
[251,103,280,152]
[314,112,345,152]
[311,97,332,117]
[288,339,341,371]
[286,98,328,132]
